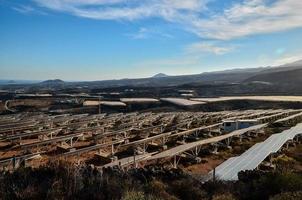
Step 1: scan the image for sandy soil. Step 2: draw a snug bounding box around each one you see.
[184,157,224,175]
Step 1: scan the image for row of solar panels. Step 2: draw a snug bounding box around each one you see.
[211,122,302,181]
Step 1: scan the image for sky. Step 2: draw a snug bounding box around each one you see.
[0,0,302,81]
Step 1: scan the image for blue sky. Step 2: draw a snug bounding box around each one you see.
[1,0,302,81]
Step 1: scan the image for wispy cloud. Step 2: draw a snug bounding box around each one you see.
[29,0,302,40]
[273,53,302,66]
[257,52,302,67]
[190,0,302,39]
[186,42,234,55]
[32,0,208,20]
[13,5,35,13]
[12,4,47,15]
[128,27,174,39]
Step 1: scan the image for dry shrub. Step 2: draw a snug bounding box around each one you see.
[122,191,146,200]
[169,178,208,200]
[212,192,237,200]
[146,180,178,200]
[269,191,302,200]
[1,159,302,200]
[122,190,162,200]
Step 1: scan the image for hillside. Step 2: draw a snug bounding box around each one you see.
[84,69,261,88]
[244,68,302,85]
[83,60,302,88]
[40,79,65,85]
[242,68,302,95]
[1,60,302,96]
[38,79,65,88]
[259,60,302,74]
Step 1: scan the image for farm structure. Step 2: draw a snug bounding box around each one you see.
[0,109,301,173]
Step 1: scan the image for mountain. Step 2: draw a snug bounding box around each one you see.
[41,79,64,84]
[2,60,301,93]
[203,66,270,74]
[245,68,302,83]
[244,64,302,85]
[39,79,65,87]
[253,60,302,74]
[0,80,40,85]
[55,60,298,88]
[80,67,265,88]
[152,73,169,78]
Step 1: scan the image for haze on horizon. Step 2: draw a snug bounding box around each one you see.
[1,0,302,81]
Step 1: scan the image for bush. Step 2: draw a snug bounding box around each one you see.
[169,178,207,200]
[122,191,161,200]
[236,170,302,200]
[212,193,237,200]
[0,161,301,200]
[122,191,146,200]
[145,180,178,200]
[270,191,302,200]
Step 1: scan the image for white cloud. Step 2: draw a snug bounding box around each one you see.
[30,0,302,40]
[128,27,173,39]
[12,4,47,15]
[129,27,149,39]
[13,5,35,13]
[191,0,302,39]
[163,0,208,11]
[273,53,302,66]
[32,0,208,20]
[256,52,302,67]
[186,42,234,55]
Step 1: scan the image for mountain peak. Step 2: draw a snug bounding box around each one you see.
[152,73,169,78]
[40,79,65,85]
[42,79,64,83]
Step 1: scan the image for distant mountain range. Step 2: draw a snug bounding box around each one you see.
[75,59,302,88]
[0,80,40,85]
[1,60,302,94]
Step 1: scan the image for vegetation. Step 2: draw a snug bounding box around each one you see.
[0,160,301,200]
